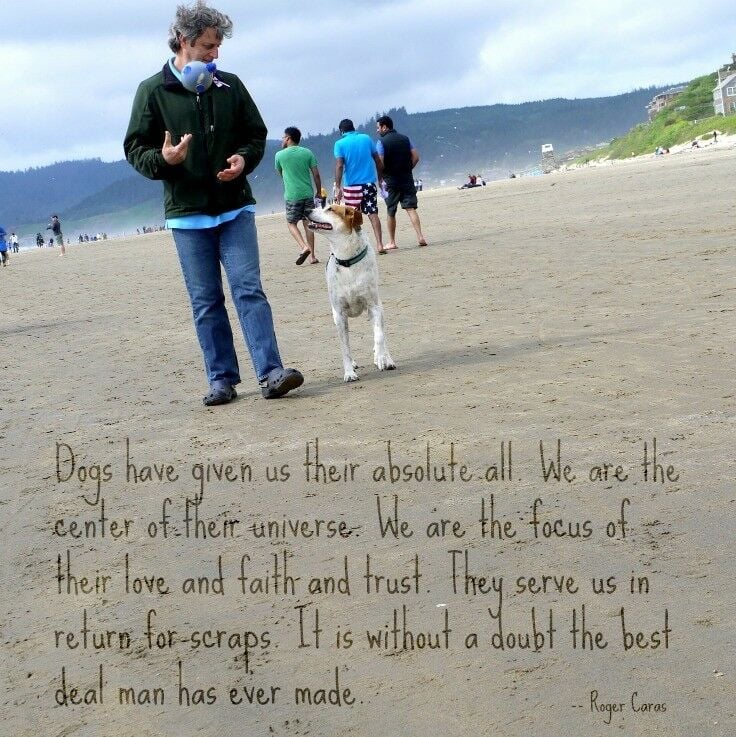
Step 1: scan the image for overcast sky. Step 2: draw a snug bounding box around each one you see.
[3,0,735,172]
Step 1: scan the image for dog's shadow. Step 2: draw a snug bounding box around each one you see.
[296,324,644,397]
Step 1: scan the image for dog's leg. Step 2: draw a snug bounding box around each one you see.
[370,303,396,371]
[333,309,359,382]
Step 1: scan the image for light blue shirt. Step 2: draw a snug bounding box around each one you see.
[334,131,378,186]
[164,58,254,230]
[166,208,254,230]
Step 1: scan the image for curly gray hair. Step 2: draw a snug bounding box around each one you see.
[168,1,233,52]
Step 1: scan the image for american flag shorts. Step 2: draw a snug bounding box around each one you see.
[341,182,378,215]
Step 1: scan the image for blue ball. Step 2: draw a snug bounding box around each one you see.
[181,61,217,94]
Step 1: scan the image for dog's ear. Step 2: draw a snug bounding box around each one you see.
[331,204,362,231]
[348,207,363,229]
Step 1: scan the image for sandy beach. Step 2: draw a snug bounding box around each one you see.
[1,145,734,737]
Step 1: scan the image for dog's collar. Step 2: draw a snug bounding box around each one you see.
[332,245,368,268]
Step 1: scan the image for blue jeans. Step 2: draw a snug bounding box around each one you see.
[172,211,282,386]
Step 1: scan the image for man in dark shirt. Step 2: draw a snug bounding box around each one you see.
[124,1,303,405]
[47,215,65,256]
[375,115,427,250]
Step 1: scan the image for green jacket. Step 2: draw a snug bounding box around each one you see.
[123,63,267,218]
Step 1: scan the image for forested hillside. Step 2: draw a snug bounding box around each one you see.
[0,86,664,237]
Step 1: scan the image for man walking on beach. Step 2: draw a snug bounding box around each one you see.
[124,0,303,406]
[0,225,8,267]
[275,126,322,266]
[47,215,65,256]
[334,118,386,254]
[375,115,427,249]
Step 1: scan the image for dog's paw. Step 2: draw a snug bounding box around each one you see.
[374,353,396,371]
[343,370,359,382]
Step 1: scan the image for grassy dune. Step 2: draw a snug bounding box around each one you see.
[582,74,736,160]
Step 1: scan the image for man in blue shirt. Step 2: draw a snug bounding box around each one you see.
[333,119,386,254]
[0,225,8,267]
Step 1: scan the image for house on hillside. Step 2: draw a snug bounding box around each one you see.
[713,53,736,116]
[646,86,687,120]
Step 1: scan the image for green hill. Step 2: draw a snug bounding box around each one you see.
[0,159,134,224]
[62,175,161,220]
[583,75,736,160]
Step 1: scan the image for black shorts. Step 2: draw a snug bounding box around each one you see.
[385,180,418,216]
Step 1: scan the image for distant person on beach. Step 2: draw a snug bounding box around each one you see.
[124,0,303,406]
[334,118,386,254]
[274,126,321,265]
[459,174,481,189]
[712,130,718,143]
[47,215,65,255]
[375,114,427,249]
[35,232,43,248]
[10,233,19,253]
[0,226,8,266]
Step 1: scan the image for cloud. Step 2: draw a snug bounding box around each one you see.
[3,0,735,171]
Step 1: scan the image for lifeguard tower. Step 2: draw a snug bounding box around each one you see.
[541,143,557,173]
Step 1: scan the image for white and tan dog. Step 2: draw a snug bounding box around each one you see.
[307,205,396,382]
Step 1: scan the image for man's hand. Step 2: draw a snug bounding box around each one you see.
[217,154,245,181]
[162,130,192,165]
[335,186,343,204]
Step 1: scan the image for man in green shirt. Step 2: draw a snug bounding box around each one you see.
[275,127,322,265]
